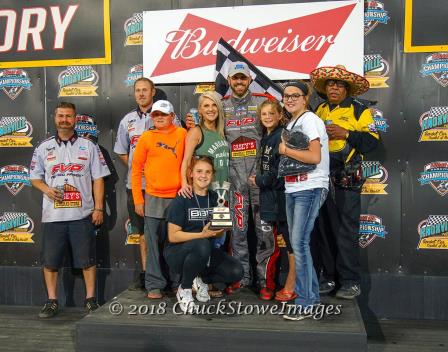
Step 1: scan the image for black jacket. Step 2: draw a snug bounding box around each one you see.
[255,125,286,222]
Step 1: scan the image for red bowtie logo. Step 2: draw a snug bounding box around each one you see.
[151,3,356,77]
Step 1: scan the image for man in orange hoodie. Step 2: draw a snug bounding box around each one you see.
[132,100,186,299]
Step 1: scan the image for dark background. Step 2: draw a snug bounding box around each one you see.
[0,0,447,320]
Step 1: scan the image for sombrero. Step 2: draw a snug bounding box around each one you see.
[310,65,370,96]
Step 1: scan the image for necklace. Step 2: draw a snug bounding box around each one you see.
[193,191,210,227]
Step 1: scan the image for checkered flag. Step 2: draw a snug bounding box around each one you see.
[214,38,282,101]
[427,215,448,225]
[429,107,448,117]
[65,66,93,74]
[0,116,25,127]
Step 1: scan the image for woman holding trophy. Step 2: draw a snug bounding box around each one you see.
[166,156,242,314]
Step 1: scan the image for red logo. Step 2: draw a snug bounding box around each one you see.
[226,117,256,127]
[51,163,84,174]
[151,4,356,77]
[234,191,244,230]
[130,135,141,147]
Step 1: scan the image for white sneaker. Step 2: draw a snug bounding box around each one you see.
[176,286,197,314]
[193,277,210,302]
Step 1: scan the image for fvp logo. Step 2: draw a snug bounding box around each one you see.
[0,212,34,243]
[0,165,30,196]
[371,108,389,133]
[0,116,33,147]
[124,64,143,87]
[419,106,448,142]
[58,66,99,97]
[420,53,448,87]
[364,1,390,36]
[359,214,387,248]
[418,215,448,249]
[361,161,388,195]
[0,69,32,100]
[51,163,84,175]
[124,13,143,46]
[418,162,448,196]
[364,54,390,88]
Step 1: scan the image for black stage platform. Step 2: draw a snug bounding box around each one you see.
[76,289,367,352]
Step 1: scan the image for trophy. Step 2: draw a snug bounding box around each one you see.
[209,181,233,230]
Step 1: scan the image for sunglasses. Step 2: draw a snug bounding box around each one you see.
[326,80,348,88]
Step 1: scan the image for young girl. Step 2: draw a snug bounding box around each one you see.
[165,156,243,313]
[248,100,296,301]
[279,81,329,321]
[179,91,229,249]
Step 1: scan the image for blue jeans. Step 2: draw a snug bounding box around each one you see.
[286,188,327,307]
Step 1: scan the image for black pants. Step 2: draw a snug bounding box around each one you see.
[311,186,361,287]
[164,239,243,289]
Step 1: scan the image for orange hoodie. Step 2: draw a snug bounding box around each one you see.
[131,125,186,204]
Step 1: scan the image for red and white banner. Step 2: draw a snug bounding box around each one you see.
[143,1,364,83]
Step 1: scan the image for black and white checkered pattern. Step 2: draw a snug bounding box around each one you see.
[129,12,143,25]
[427,215,448,225]
[0,116,25,127]
[361,161,380,168]
[65,66,93,75]
[214,38,282,101]
[364,54,381,63]
[429,106,448,117]
[0,212,27,224]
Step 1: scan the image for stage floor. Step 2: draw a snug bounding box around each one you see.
[76,288,366,352]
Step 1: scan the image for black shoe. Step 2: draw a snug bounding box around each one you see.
[38,299,59,318]
[85,297,99,312]
[319,280,336,294]
[128,272,146,291]
[336,284,361,299]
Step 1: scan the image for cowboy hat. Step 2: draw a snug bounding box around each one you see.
[310,65,369,96]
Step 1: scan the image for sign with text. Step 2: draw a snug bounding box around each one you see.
[0,0,111,68]
[143,1,364,83]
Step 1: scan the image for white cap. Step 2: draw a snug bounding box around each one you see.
[151,100,174,115]
[228,61,250,77]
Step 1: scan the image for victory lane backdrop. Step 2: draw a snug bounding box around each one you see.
[0,0,447,319]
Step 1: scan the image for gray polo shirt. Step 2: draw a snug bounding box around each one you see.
[30,133,110,222]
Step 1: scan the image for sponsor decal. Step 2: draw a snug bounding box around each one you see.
[231,136,257,158]
[418,215,448,249]
[0,165,30,196]
[233,191,244,230]
[75,114,98,143]
[419,107,448,142]
[420,53,448,87]
[125,219,140,245]
[361,161,388,195]
[0,212,34,243]
[0,116,33,147]
[124,64,143,87]
[0,69,32,100]
[188,208,212,221]
[194,84,215,94]
[124,13,143,46]
[371,108,389,132]
[143,2,364,83]
[54,182,82,208]
[364,1,390,36]
[418,162,448,196]
[359,214,387,248]
[58,66,99,97]
[364,54,389,88]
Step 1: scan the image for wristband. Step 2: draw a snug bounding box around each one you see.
[93,208,104,212]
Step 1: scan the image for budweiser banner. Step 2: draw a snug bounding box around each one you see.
[143,1,364,83]
[0,0,111,68]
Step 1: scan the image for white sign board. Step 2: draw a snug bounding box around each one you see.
[143,1,364,83]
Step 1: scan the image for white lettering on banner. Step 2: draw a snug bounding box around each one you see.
[0,5,79,53]
[166,28,334,60]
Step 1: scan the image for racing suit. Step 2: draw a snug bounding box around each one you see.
[223,91,276,288]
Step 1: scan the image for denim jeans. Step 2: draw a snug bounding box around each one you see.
[286,188,327,307]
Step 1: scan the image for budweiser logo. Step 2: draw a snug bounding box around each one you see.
[151,4,356,77]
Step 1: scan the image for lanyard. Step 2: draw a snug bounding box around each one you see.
[193,192,210,227]
[288,110,309,130]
